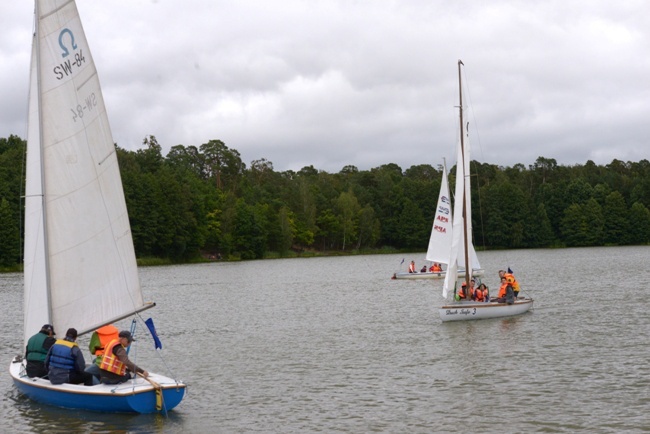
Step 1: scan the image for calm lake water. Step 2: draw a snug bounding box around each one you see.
[2,246,650,433]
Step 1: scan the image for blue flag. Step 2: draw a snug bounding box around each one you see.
[507,266,514,274]
[145,318,163,350]
[400,258,404,265]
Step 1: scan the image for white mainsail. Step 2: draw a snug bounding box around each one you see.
[425,162,453,265]
[442,62,480,297]
[23,0,146,345]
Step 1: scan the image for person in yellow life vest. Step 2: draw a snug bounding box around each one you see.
[99,330,149,385]
[408,261,416,273]
[44,328,94,386]
[85,324,119,381]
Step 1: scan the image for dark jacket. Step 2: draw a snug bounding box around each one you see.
[45,338,87,385]
[25,330,56,378]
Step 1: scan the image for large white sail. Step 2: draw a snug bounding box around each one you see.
[442,128,466,298]
[425,162,453,264]
[442,65,480,297]
[23,0,145,344]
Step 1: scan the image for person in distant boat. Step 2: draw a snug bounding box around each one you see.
[420,265,427,273]
[456,282,470,300]
[99,330,149,384]
[430,263,442,273]
[497,276,508,299]
[25,324,56,378]
[85,324,119,381]
[408,261,416,273]
[468,279,477,300]
[495,276,515,304]
[45,328,94,386]
[499,269,520,298]
[475,283,489,302]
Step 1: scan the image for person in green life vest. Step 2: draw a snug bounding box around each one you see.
[25,324,56,378]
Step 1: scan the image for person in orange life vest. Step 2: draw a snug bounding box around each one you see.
[408,261,416,273]
[457,282,471,300]
[497,276,509,298]
[431,263,442,273]
[85,324,119,381]
[475,283,489,302]
[499,269,520,297]
[99,330,149,385]
[25,324,56,378]
[44,328,94,386]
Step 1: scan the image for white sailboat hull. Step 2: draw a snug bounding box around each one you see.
[392,268,485,280]
[438,298,533,322]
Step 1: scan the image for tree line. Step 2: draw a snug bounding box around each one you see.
[1,134,650,267]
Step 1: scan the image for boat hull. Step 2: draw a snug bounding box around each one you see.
[438,298,533,322]
[9,359,185,414]
[392,269,485,280]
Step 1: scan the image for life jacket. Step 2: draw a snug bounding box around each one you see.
[475,288,488,302]
[408,263,416,273]
[505,273,520,291]
[26,332,49,362]
[498,283,508,298]
[48,339,77,370]
[458,286,467,299]
[99,339,127,376]
[93,325,119,357]
[432,264,442,272]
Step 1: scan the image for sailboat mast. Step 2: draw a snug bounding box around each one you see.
[457,60,471,287]
[33,0,53,323]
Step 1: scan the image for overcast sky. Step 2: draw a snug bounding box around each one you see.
[1,1,648,173]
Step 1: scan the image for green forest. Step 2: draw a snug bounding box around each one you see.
[1,133,650,268]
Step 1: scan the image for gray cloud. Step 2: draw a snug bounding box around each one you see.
[2,0,648,173]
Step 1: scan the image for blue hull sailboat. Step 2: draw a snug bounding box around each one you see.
[10,0,185,413]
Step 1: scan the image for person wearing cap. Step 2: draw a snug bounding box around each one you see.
[99,330,149,384]
[85,324,119,381]
[24,324,57,378]
[44,328,94,386]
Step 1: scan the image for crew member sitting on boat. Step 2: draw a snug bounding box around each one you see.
[456,282,474,300]
[499,269,520,298]
[420,265,427,273]
[475,283,489,302]
[24,324,56,378]
[99,330,149,384]
[430,263,442,273]
[408,261,416,273]
[85,324,119,382]
[45,328,95,386]
[495,276,515,304]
